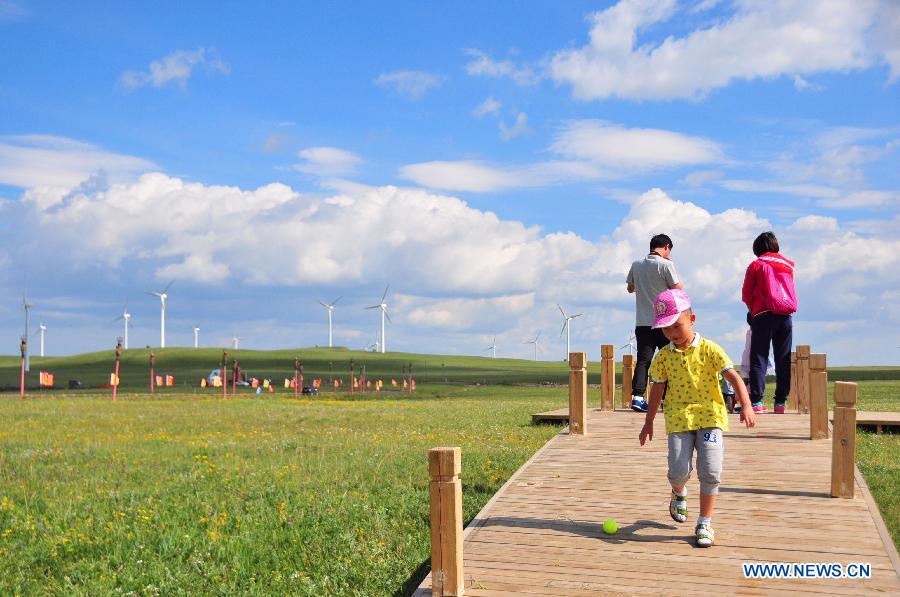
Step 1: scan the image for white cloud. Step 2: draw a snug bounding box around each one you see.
[819,190,899,209]
[499,112,529,141]
[374,70,443,99]
[8,176,900,363]
[718,179,839,198]
[549,0,897,101]
[397,160,527,193]
[464,49,539,85]
[0,135,157,191]
[294,146,362,177]
[473,96,501,118]
[0,1,25,19]
[550,120,724,169]
[120,47,230,90]
[682,169,724,186]
[400,120,723,192]
[792,75,823,92]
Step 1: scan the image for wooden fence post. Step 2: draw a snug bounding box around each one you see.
[809,353,829,440]
[569,352,587,435]
[831,382,857,498]
[621,354,634,409]
[429,447,464,596]
[787,351,797,412]
[600,344,615,412]
[796,345,811,414]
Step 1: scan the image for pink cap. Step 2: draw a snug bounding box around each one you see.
[652,288,692,328]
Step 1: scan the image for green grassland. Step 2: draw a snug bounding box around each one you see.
[0,351,897,594]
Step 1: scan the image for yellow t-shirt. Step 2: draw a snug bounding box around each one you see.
[649,333,732,434]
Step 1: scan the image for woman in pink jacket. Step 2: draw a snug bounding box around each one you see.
[741,232,797,414]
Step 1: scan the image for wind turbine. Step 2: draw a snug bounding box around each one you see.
[365,285,391,354]
[232,335,240,350]
[484,335,497,359]
[524,331,541,362]
[114,303,131,349]
[143,279,175,348]
[619,332,637,356]
[316,296,342,347]
[558,304,583,358]
[38,321,47,357]
[192,324,200,349]
[22,293,33,372]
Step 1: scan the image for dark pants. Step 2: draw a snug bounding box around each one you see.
[631,326,669,397]
[749,312,793,405]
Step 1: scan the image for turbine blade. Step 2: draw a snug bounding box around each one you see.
[535,331,541,342]
[380,285,389,303]
[143,290,161,297]
[331,296,342,306]
[560,321,568,337]
[163,278,176,293]
[557,303,566,317]
[572,313,583,318]
[316,300,329,308]
[384,310,392,324]
[365,305,379,310]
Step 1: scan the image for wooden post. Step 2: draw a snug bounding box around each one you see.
[796,345,810,414]
[19,336,27,399]
[568,352,587,435]
[621,354,634,409]
[429,447,463,596]
[831,382,857,498]
[600,344,615,411]
[112,339,122,402]
[149,352,156,395]
[222,351,229,399]
[809,353,829,440]
[349,359,355,395]
[294,357,300,399]
[787,351,797,412]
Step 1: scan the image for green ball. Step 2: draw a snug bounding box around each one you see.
[603,519,618,535]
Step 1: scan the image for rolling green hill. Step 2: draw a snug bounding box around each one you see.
[1,346,897,392]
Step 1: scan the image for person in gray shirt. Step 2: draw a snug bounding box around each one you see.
[626,234,683,412]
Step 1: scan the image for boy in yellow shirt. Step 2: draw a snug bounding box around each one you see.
[639,289,756,547]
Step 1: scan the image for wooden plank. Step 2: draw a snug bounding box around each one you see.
[809,353,829,440]
[568,352,586,435]
[796,344,811,414]
[418,407,900,594]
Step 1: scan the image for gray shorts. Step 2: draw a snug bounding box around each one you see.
[667,427,725,495]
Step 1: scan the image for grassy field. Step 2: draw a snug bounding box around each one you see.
[0,376,896,594]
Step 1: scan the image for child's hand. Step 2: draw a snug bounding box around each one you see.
[639,420,653,445]
[740,407,757,428]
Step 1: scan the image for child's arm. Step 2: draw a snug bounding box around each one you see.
[639,381,666,445]
[723,368,756,428]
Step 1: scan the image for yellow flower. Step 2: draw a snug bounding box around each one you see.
[0,496,13,511]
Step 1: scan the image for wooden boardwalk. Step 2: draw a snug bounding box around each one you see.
[416,408,900,595]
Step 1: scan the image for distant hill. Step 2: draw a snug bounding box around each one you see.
[0,347,897,392]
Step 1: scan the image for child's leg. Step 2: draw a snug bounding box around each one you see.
[694,427,725,546]
[667,431,694,522]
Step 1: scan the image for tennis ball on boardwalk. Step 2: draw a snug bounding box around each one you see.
[603,519,618,535]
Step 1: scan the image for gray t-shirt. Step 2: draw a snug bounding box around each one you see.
[626,253,680,326]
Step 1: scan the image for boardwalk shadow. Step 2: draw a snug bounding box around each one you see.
[720,486,830,498]
[480,516,692,545]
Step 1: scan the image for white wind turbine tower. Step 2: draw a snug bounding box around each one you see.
[558,304,583,358]
[484,335,497,359]
[232,335,240,350]
[192,324,200,349]
[38,321,47,357]
[114,304,131,349]
[365,285,391,354]
[316,296,342,347]
[23,293,33,372]
[143,279,175,348]
[524,331,541,362]
[619,332,637,356]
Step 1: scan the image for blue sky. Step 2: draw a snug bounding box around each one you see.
[0,0,898,365]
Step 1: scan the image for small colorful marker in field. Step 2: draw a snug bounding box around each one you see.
[112,338,122,401]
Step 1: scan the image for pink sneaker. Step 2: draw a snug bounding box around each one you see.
[752,403,769,414]
[774,404,785,414]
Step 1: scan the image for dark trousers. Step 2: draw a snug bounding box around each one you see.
[631,326,669,397]
[749,312,793,404]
